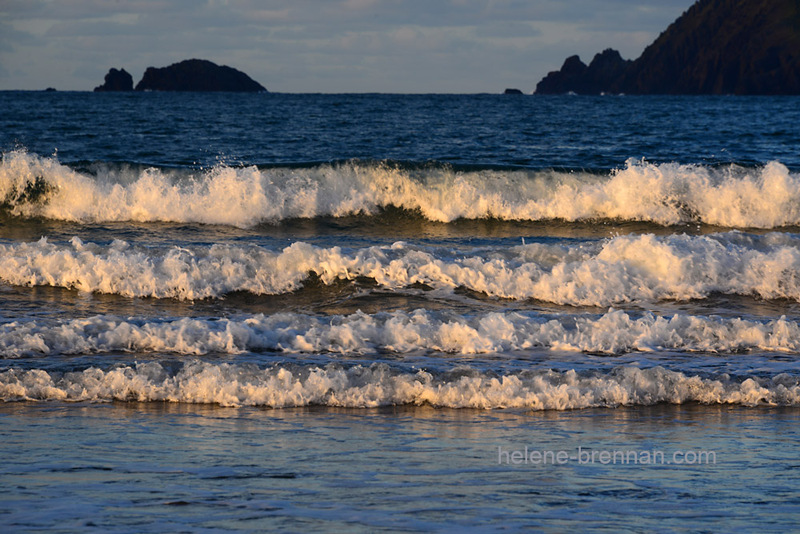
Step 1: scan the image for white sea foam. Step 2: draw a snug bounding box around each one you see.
[1,233,800,305]
[1,362,797,408]
[3,150,800,227]
[2,309,800,358]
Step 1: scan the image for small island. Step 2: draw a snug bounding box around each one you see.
[94,59,267,93]
[94,68,134,92]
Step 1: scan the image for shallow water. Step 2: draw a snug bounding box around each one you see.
[2,403,798,532]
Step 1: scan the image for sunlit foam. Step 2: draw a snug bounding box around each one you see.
[0,233,799,305]
[1,362,797,409]
[0,309,799,358]
[3,150,800,228]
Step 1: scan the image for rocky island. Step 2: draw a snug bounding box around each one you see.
[535,0,800,95]
[94,68,134,92]
[94,59,267,92]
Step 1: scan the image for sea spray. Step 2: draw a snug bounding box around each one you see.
[4,150,800,227]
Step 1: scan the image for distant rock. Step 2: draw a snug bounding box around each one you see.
[94,68,134,92]
[536,50,631,95]
[503,88,524,95]
[134,59,267,92]
[586,49,632,93]
[44,87,57,92]
[535,0,800,95]
[536,56,587,95]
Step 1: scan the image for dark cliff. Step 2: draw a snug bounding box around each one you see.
[134,59,267,92]
[535,0,800,95]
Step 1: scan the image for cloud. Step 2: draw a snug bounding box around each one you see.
[0,0,696,92]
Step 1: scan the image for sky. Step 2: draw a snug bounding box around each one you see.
[0,0,696,93]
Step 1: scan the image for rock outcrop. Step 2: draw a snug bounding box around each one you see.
[134,59,267,92]
[94,68,134,92]
[535,0,800,95]
[536,49,631,95]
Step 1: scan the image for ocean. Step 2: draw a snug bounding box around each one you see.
[1,91,799,532]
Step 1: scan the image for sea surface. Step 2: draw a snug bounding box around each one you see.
[1,91,799,532]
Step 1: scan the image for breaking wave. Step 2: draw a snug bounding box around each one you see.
[1,232,800,305]
[1,362,798,409]
[3,150,800,227]
[1,309,800,358]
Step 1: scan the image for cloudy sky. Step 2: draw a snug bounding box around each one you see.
[0,0,695,93]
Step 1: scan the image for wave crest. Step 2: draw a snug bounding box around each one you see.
[3,150,800,227]
[1,233,800,305]
[1,309,800,358]
[2,362,798,409]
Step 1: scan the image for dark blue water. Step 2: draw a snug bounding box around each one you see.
[5,92,800,169]
[1,92,799,532]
